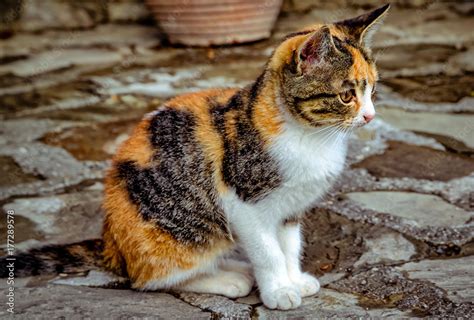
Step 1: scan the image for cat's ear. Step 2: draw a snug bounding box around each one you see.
[297,26,339,74]
[335,4,390,47]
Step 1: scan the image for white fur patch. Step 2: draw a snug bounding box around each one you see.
[141,258,218,290]
[355,84,375,126]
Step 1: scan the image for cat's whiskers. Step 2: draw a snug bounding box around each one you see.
[316,126,343,150]
[323,122,354,149]
[305,121,343,138]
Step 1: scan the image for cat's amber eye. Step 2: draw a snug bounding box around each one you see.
[339,89,355,104]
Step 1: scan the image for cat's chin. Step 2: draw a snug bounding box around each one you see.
[350,118,373,128]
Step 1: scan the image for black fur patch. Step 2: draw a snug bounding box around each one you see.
[211,86,282,203]
[117,109,230,246]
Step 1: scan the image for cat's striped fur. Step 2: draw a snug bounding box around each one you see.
[1,5,389,310]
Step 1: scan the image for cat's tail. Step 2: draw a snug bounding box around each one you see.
[0,239,104,278]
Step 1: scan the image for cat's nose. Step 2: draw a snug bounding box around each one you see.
[363,112,375,123]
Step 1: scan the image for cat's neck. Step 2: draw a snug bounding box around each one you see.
[237,71,284,141]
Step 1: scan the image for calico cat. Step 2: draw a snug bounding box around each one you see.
[1,5,389,310]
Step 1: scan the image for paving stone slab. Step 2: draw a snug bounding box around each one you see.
[346,191,473,228]
[51,270,129,289]
[354,232,416,267]
[322,189,474,246]
[0,285,210,319]
[178,292,253,320]
[375,107,474,149]
[2,190,103,250]
[396,255,474,304]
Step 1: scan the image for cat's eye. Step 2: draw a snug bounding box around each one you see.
[339,89,355,104]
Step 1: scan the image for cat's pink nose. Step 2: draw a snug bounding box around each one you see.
[363,113,375,123]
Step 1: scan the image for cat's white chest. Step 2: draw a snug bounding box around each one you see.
[221,123,348,224]
[261,123,348,217]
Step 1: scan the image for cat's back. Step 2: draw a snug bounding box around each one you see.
[112,88,237,168]
[104,89,237,247]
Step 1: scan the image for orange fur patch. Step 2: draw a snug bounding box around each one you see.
[328,24,348,41]
[253,84,283,141]
[270,34,308,69]
[224,110,238,141]
[348,46,377,84]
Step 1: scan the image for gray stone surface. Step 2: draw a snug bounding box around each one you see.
[396,256,474,304]
[354,232,416,267]
[178,292,253,320]
[346,191,474,228]
[256,288,411,319]
[0,48,125,77]
[329,266,474,318]
[0,285,210,319]
[376,107,474,148]
[2,190,103,251]
[52,270,128,288]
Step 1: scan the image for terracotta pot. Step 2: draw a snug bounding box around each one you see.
[145,0,282,46]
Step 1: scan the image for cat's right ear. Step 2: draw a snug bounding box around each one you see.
[297,26,338,74]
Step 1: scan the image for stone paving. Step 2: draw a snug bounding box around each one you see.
[1,1,474,319]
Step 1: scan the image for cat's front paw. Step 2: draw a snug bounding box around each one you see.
[261,286,301,310]
[291,272,320,297]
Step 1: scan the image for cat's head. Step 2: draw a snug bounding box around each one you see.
[271,4,390,128]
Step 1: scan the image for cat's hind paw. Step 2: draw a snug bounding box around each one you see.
[219,271,254,298]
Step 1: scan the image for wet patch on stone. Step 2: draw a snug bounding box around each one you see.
[0,155,44,186]
[41,118,141,161]
[375,43,460,72]
[31,95,159,122]
[352,141,474,181]
[0,213,43,252]
[0,73,26,89]
[302,208,366,276]
[413,131,474,156]
[381,73,474,103]
[0,81,95,117]
[302,208,419,276]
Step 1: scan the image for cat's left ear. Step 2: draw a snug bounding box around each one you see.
[335,4,390,47]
